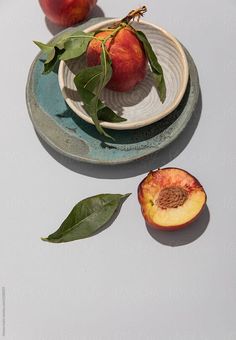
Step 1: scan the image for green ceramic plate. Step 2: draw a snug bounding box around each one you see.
[26,18,200,165]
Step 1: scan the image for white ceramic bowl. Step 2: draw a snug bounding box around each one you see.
[58,19,189,130]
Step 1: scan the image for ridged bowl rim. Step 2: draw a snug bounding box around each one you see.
[58,18,189,130]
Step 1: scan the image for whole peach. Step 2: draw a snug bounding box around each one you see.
[86,27,148,92]
[39,0,97,27]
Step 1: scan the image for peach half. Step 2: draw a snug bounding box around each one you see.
[138,168,207,231]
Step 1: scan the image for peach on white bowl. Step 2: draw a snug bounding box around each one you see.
[58,19,189,130]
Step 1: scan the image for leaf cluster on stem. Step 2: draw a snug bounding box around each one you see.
[34,6,166,140]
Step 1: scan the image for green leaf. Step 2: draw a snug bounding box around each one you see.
[53,29,94,49]
[99,45,113,90]
[52,30,77,48]
[34,41,65,74]
[59,32,95,61]
[74,65,103,94]
[80,44,113,139]
[34,41,53,54]
[97,107,126,123]
[74,66,126,123]
[34,41,56,64]
[34,31,94,73]
[42,47,65,74]
[135,30,166,103]
[74,67,112,138]
[88,45,113,137]
[41,193,131,243]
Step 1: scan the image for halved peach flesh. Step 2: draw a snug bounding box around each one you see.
[138,168,207,230]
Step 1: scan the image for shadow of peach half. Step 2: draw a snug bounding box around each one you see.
[138,168,207,231]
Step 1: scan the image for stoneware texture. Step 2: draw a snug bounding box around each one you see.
[26,18,200,165]
[58,19,189,130]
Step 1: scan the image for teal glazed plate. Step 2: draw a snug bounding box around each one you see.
[26,18,200,165]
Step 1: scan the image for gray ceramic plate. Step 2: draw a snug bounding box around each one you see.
[26,17,199,165]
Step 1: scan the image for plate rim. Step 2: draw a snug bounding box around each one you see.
[58,18,189,130]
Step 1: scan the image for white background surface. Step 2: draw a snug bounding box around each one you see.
[1,0,236,339]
